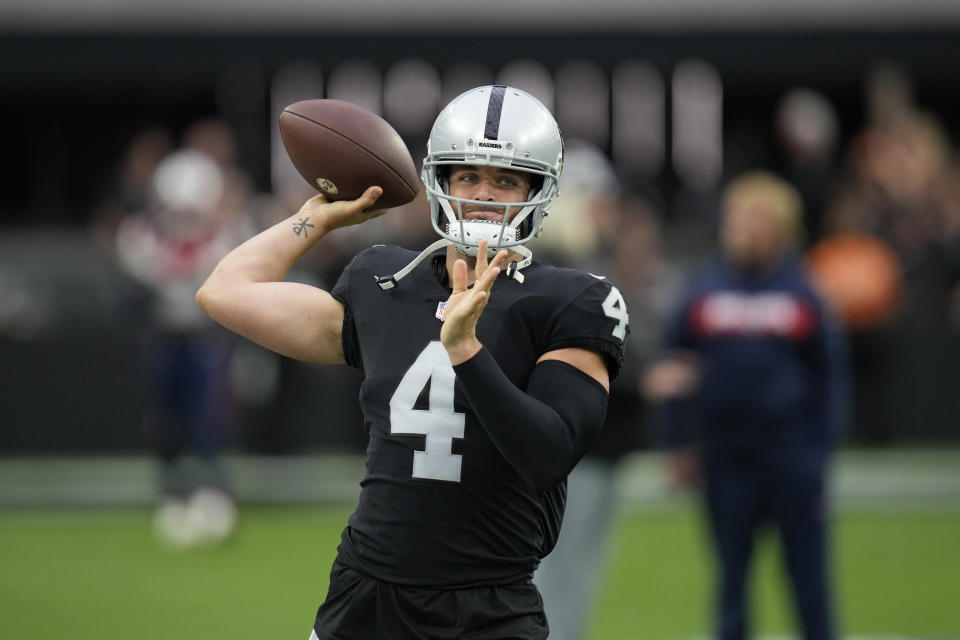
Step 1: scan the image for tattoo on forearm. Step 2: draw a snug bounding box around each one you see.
[292,217,315,238]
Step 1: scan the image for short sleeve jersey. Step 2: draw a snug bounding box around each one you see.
[330,245,628,588]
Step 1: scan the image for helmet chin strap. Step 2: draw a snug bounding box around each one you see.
[503,245,532,284]
[375,240,532,291]
[375,238,449,290]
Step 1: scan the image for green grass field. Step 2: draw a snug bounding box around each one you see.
[1,502,958,640]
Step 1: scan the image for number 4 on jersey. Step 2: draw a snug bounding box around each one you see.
[389,341,465,482]
[602,286,629,340]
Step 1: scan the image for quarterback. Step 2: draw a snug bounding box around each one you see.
[197,85,629,639]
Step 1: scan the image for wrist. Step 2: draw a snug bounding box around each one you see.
[312,210,340,236]
[291,200,335,238]
[444,337,483,366]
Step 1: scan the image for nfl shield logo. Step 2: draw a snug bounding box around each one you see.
[435,301,447,321]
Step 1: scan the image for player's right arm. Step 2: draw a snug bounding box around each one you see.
[196,187,386,364]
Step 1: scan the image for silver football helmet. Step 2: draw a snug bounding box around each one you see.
[376,86,564,290]
[423,85,564,254]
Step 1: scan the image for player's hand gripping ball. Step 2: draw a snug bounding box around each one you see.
[279,99,420,209]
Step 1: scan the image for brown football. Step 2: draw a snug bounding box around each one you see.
[279,99,420,209]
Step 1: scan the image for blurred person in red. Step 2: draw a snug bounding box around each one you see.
[646,171,850,640]
[115,146,251,548]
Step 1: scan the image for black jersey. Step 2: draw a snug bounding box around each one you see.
[330,245,628,588]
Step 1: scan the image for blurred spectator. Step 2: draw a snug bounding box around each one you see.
[91,126,174,251]
[533,142,682,640]
[825,69,954,331]
[114,145,251,548]
[818,66,958,440]
[528,139,619,266]
[646,171,850,640]
[774,87,841,242]
[183,117,257,220]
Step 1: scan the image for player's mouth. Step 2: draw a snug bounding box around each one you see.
[462,209,506,222]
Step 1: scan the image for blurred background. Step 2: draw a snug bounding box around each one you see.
[1,2,959,639]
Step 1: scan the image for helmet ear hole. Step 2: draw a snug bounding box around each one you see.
[437,165,450,187]
[528,175,544,197]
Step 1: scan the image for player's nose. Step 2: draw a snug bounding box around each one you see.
[471,178,497,201]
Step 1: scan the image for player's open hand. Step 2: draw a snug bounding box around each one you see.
[297,186,389,234]
[441,240,508,365]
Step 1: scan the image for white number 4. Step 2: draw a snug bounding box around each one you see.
[389,341,465,482]
[602,286,629,340]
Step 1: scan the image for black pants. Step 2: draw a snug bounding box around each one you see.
[703,445,835,640]
[313,558,548,640]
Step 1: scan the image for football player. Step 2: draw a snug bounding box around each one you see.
[197,85,629,639]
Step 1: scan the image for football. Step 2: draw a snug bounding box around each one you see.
[279,99,420,209]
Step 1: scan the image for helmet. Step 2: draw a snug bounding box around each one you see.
[421,85,564,257]
[375,85,563,290]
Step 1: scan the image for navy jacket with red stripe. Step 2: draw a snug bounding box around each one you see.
[660,256,849,451]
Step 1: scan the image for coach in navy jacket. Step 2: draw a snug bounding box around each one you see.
[647,171,850,640]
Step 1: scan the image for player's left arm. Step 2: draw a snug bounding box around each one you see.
[442,247,623,492]
[537,347,609,392]
[439,241,613,390]
[453,348,611,492]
